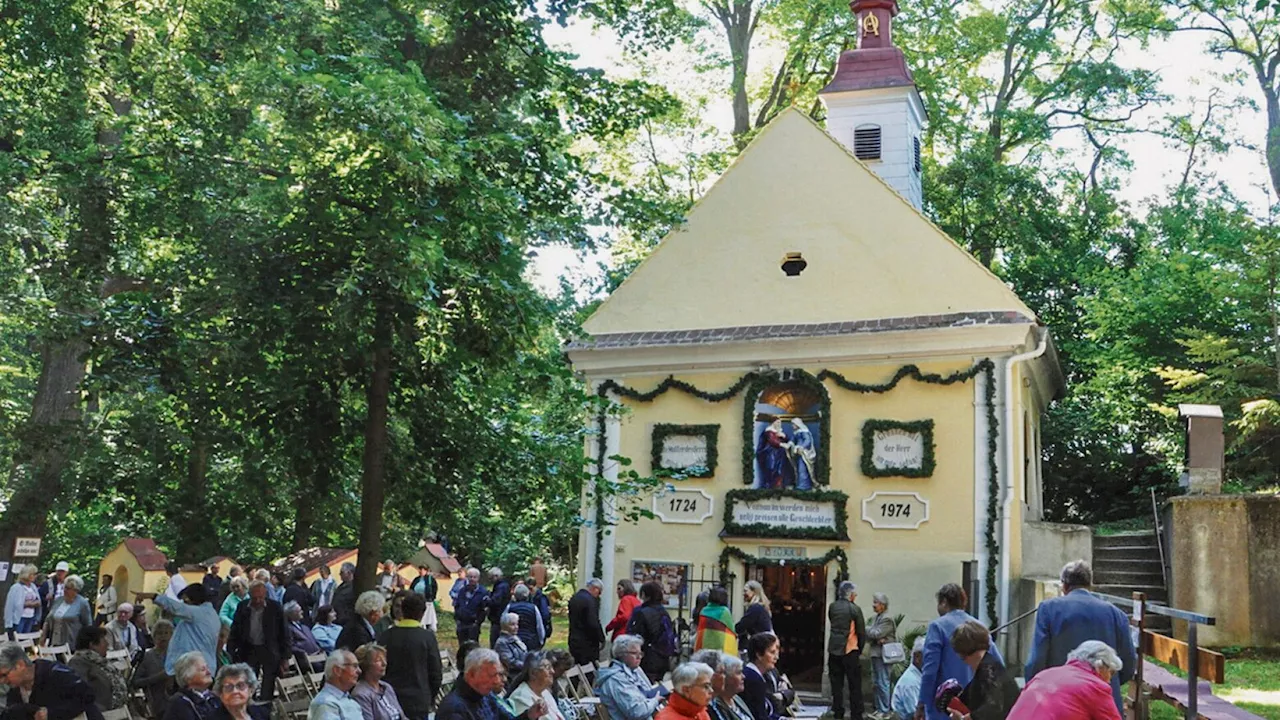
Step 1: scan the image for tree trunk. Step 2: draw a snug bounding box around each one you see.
[355,306,393,593]
[709,0,757,148]
[291,380,341,551]
[1264,86,1280,202]
[175,437,215,561]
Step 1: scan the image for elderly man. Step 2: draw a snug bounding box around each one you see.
[890,638,925,720]
[504,584,547,651]
[453,569,488,644]
[332,563,359,627]
[595,635,668,720]
[310,649,364,720]
[337,591,384,651]
[40,561,69,616]
[1025,560,1135,717]
[105,603,141,657]
[0,640,104,720]
[567,579,605,666]
[286,601,323,670]
[655,662,715,720]
[228,580,290,702]
[826,581,866,720]
[437,648,548,720]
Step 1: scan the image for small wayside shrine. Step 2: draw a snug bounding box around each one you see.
[566,0,1064,687]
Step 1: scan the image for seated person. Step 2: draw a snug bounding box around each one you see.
[595,635,668,720]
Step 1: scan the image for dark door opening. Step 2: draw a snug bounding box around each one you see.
[747,563,827,690]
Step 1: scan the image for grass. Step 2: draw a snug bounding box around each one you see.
[1128,648,1280,719]
[434,609,570,657]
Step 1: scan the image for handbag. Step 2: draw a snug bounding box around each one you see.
[881,640,906,664]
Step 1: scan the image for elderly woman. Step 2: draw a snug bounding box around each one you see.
[6,564,43,634]
[507,652,565,720]
[0,640,104,720]
[133,619,175,719]
[220,576,250,627]
[162,650,222,720]
[655,662,714,720]
[43,574,92,647]
[742,632,781,720]
[213,662,269,720]
[286,601,323,669]
[707,654,754,720]
[351,642,406,720]
[68,626,129,710]
[594,635,667,720]
[495,613,528,675]
[866,592,898,718]
[1007,641,1122,720]
[945,621,1020,720]
[336,591,384,651]
[314,606,341,652]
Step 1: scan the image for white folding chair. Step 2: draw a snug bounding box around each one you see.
[277,674,311,702]
[37,644,69,662]
[102,708,132,720]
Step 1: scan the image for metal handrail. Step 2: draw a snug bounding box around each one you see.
[1152,488,1169,591]
[1090,591,1215,625]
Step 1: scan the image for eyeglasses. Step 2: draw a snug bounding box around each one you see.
[223,682,252,692]
[698,683,714,691]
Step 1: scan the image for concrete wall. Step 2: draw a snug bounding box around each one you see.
[1168,495,1280,647]
[1021,521,1092,578]
[1009,577,1060,670]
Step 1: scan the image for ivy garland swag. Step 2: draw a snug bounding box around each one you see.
[860,418,937,478]
[721,488,850,540]
[591,359,1000,624]
[718,546,849,589]
[651,424,720,478]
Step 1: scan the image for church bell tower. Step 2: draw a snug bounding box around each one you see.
[819,0,926,210]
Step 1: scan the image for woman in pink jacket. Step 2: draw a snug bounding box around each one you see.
[1007,640,1123,720]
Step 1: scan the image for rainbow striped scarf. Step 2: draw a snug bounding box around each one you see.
[695,603,738,654]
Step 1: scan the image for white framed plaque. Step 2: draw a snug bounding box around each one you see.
[861,492,930,529]
[653,486,714,524]
[13,537,41,558]
[861,419,935,478]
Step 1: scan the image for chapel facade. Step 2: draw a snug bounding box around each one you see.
[566,0,1064,687]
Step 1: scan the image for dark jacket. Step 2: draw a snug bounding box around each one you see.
[411,575,438,601]
[825,598,865,656]
[377,623,444,718]
[201,574,223,600]
[530,589,552,637]
[336,616,376,652]
[282,582,313,623]
[736,604,773,643]
[504,600,545,650]
[627,602,673,681]
[1023,588,1136,717]
[435,677,528,720]
[228,599,291,662]
[960,652,1020,720]
[162,688,222,720]
[332,582,357,626]
[567,589,604,663]
[6,659,104,720]
[741,664,779,720]
[131,647,170,719]
[453,584,488,625]
[486,581,511,624]
[212,705,270,720]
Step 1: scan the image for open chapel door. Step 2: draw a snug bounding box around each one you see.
[747,564,827,690]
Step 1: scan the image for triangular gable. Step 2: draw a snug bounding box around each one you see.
[583,108,1035,337]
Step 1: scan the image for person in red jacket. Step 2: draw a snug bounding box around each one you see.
[655,662,715,720]
[1007,640,1123,720]
[606,580,641,640]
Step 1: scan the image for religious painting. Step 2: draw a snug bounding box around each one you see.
[750,379,826,489]
[631,560,688,610]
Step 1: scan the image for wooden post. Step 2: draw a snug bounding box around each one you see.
[1132,591,1146,720]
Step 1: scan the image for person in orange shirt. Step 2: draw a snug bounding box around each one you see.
[655,662,715,720]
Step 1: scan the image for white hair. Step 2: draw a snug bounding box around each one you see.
[63,575,84,592]
[671,662,713,693]
[501,613,519,629]
[355,591,384,618]
[326,650,357,680]
[912,637,926,654]
[464,648,501,675]
[16,565,36,582]
[872,592,888,607]
[720,654,743,675]
[585,578,604,590]
[1068,640,1122,673]
[689,650,724,671]
[513,583,530,601]
[611,634,643,659]
[0,642,30,670]
[174,651,209,688]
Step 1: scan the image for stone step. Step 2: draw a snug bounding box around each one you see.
[1093,570,1167,586]
[1092,532,1160,549]
[1095,584,1168,602]
[1093,545,1163,561]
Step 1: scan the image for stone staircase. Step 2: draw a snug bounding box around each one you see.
[1092,531,1171,632]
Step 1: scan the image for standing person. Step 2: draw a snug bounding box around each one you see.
[213,663,272,720]
[311,566,337,612]
[626,581,675,683]
[40,562,69,617]
[891,640,925,720]
[376,562,399,598]
[735,581,772,643]
[866,593,898,720]
[133,620,175,719]
[504,584,546,651]
[337,592,384,652]
[203,566,224,601]
[0,640,104,720]
[351,643,407,720]
[217,566,242,611]
[284,569,314,625]
[221,576,250,628]
[376,593,442,720]
[742,633,782,720]
[947,621,1019,720]
[485,568,511,649]
[156,585,225,681]
[529,558,547,589]
[410,566,437,601]
[1008,641,1123,720]
[332,564,358,627]
[267,573,286,605]
[452,569,487,644]
[163,651,222,720]
[528,579,552,645]
[6,564,43,635]
[567,579,605,666]
[227,580,290,703]
[1023,560,1135,718]
[308,650,364,720]
[165,562,189,601]
[44,575,93,647]
[95,575,118,626]
[605,580,640,642]
[694,587,737,655]
[105,603,142,657]
[915,584,1002,720]
[826,581,866,720]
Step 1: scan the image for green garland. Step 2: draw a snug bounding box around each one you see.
[860,419,936,478]
[721,488,849,540]
[718,546,849,589]
[593,358,1000,625]
[651,424,719,478]
[739,370,831,486]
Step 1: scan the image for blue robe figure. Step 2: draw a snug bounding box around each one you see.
[788,418,815,490]
[755,419,793,488]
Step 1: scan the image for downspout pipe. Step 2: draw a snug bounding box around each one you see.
[999,326,1048,635]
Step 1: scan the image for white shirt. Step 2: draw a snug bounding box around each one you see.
[165,574,188,600]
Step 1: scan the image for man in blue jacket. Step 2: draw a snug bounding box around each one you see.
[1024,559,1136,717]
[453,568,488,644]
[915,584,1002,720]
